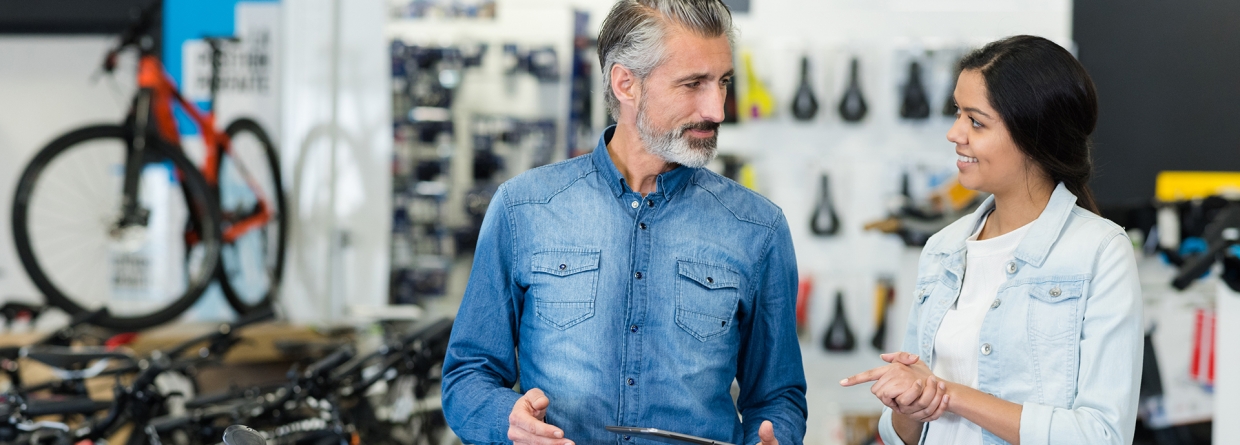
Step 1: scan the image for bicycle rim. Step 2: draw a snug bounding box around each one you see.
[217,118,287,314]
[12,125,221,331]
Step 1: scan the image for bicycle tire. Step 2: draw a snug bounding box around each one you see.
[216,118,287,315]
[12,124,222,331]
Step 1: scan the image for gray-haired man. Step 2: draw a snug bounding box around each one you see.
[441,1,807,444]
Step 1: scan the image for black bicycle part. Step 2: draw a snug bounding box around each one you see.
[791,56,819,121]
[810,174,840,236]
[216,118,288,316]
[12,125,222,331]
[822,291,856,352]
[837,58,868,122]
[1172,203,1240,290]
[899,61,930,119]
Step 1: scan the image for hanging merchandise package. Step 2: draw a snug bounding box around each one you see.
[740,52,776,120]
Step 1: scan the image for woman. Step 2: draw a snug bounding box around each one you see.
[841,35,1142,445]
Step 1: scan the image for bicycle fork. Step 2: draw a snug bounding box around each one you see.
[116,89,156,235]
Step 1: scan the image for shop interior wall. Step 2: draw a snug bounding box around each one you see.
[1074,0,1240,208]
[392,1,1072,443]
[0,37,138,320]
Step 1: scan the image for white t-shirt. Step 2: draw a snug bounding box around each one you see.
[923,214,1031,445]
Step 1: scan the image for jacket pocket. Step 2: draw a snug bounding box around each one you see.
[1026,280,1085,341]
[530,249,601,330]
[675,260,742,341]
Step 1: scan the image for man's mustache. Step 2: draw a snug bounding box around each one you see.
[678,121,720,136]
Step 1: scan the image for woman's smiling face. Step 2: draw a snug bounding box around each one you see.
[947,69,1045,196]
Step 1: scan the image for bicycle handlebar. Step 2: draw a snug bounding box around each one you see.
[1172,204,1240,290]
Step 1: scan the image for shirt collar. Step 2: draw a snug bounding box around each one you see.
[590,125,696,200]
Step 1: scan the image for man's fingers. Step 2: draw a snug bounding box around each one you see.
[840,367,887,386]
[507,426,573,445]
[758,420,779,445]
[524,388,551,411]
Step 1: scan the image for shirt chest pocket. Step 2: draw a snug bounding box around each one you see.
[675,260,742,341]
[1026,280,1086,341]
[530,250,601,330]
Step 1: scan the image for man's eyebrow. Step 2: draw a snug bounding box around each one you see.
[672,69,734,84]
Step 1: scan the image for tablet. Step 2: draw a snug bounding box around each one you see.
[604,426,735,445]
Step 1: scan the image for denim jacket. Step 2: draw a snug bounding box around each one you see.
[878,183,1143,445]
[442,127,807,445]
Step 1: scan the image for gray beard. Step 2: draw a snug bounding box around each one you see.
[636,100,718,169]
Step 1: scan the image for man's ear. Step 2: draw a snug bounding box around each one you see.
[611,63,640,110]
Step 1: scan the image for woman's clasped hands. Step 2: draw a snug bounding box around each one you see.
[840,352,951,423]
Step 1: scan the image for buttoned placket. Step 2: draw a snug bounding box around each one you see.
[619,189,659,426]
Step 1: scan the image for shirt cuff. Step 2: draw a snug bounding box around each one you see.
[878,407,903,445]
[1019,401,1055,445]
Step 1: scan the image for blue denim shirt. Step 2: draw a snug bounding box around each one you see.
[878,183,1143,445]
[442,126,807,445]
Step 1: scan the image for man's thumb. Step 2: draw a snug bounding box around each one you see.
[758,420,778,445]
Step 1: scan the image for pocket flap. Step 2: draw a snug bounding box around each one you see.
[532,250,601,276]
[677,260,740,289]
[1028,280,1084,303]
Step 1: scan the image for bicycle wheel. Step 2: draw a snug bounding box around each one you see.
[12,125,222,331]
[216,118,287,315]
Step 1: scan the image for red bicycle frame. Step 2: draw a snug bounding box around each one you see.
[136,54,273,244]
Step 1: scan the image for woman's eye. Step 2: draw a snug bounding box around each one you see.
[970,117,982,128]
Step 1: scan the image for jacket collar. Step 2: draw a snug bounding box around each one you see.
[926,182,1078,268]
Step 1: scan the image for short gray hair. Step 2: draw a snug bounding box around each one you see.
[597,0,736,120]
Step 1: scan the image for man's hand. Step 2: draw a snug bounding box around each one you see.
[508,388,572,445]
[757,420,778,445]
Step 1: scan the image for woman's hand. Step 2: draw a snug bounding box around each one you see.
[842,352,950,422]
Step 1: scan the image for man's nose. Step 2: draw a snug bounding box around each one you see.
[700,86,726,123]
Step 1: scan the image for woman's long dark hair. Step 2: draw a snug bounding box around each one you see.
[959,35,1100,214]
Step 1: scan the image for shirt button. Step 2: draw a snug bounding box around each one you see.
[990,299,1001,309]
[559,264,567,270]
[706,277,714,284]
[634,272,643,279]
[981,343,992,355]
[630,325,639,333]
[1050,287,1062,297]
[631,200,639,209]
[1006,262,1018,274]
[639,222,647,230]
[647,200,654,208]
[624,436,631,441]
[627,378,635,386]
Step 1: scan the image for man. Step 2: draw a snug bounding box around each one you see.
[441,1,806,444]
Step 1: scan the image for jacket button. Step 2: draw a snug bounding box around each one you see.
[627,378,635,386]
[640,222,647,230]
[981,343,992,355]
[630,325,639,333]
[559,264,567,270]
[1006,262,1017,274]
[631,201,639,209]
[990,299,1000,309]
[1050,287,1062,297]
[706,277,714,284]
[634,272,643,279]
[647,200,654,208]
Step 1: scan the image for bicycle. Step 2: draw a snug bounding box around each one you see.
[10,3,287,331]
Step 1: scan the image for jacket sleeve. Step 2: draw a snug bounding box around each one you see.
[736,212,808,445]
[1019,232,1143,445]
[878,246,936,445]
[441,186,524,444]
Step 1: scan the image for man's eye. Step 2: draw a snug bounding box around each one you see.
[686,81,701,88]
[721,78,733,86]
